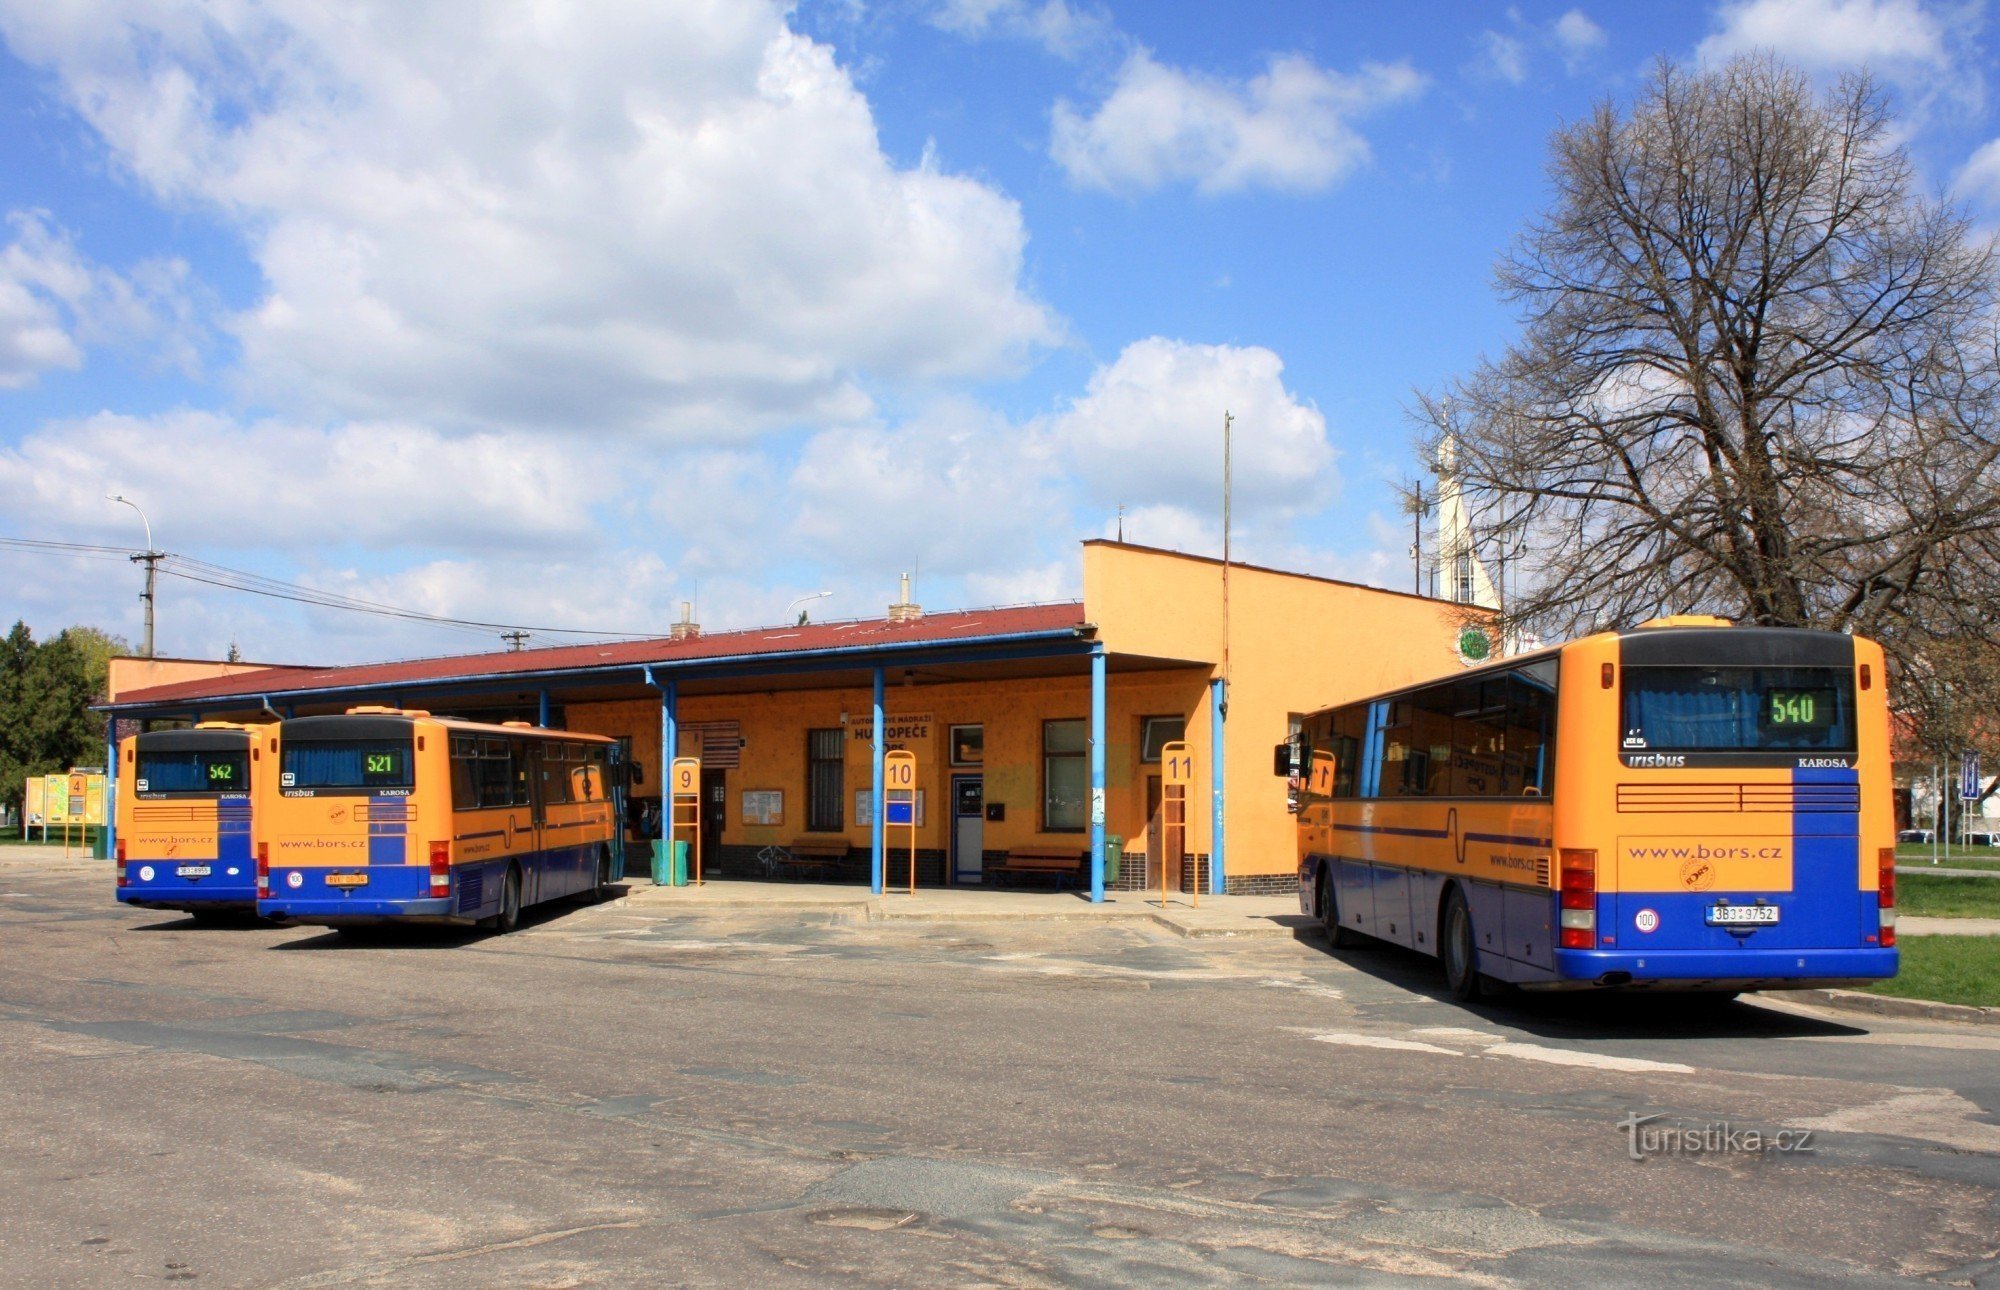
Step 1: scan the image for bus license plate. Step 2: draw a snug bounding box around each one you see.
[325,873,369,888]
[1706,904,1778,926]
[175,865,211,878]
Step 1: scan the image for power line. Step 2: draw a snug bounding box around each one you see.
[0,536,147,562]
[3,536,662,642]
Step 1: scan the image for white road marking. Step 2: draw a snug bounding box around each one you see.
[1410,1026,1502,1039]
[1484,1042,1695,1074]
[1786,1088,2000,1154]
[1308,1031,1461,1055]
[1258,977,1346,1000]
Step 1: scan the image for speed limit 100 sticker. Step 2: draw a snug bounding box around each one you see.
[1634,908,1660,934]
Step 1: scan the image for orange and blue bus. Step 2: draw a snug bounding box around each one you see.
[256,708,621,932]
[116,722,266,918]
[1281,618,1897,997]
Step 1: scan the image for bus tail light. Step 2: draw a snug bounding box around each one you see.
[1878,846,1896,948]
[1559,849,1597,949]
[116,838,128,887]
[429,841,451,898]
[257,843,270,897]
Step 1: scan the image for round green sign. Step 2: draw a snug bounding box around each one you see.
[1457,626,1493,664]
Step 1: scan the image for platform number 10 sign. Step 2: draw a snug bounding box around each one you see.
[885,753,917,789]
[1162,741,1194,786]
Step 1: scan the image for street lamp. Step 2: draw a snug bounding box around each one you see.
[787,590,833,626]
[106,493,161,658]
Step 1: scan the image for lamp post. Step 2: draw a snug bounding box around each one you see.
[787,590,833,626]
[107,493,161,657]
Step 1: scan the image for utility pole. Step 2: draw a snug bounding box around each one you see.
[501,630,530,651]
[107,494,161,657]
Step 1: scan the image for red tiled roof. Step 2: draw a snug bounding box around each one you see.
[110,602,1091,709]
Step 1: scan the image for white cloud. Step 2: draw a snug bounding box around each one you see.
[788,397,1067,577]
[1047,336,1336,522]
[1477,31,1529,85]
[1954,137,2000,207]
[0,210,199,388]
[1553,10,1608,67]
[1051,50,1426,195]
[0,410,611,555]
[1697,0,1976,104]
[1473,9,1607,85]
[0,1,1058,440]
[927,0,1113,58]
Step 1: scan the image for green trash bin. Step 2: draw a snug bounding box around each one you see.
[92,826,109,861]
[651,840,691,887]
[1104,835,1124,886]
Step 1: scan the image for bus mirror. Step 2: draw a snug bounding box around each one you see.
[1273,742,1292,777]
[629,760,645,785]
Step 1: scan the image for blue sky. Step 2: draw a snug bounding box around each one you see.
[2,0,1996,663]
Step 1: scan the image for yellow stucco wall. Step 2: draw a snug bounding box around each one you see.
[106,656,310,702]
[1084,541,1484,878]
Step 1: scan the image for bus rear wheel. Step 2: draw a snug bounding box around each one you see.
[1318,868,1358,948]
[492,865,522,934]
[1441,888,1482,1001]
[589,847,618,903]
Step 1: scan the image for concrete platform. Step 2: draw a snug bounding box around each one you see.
[619,878,1309,938]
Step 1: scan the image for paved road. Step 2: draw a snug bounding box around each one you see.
[4,857,1999,1286]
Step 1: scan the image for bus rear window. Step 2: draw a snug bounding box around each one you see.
[282,740,414,792]
[136,751,249,794]
[1622,666,1855,752]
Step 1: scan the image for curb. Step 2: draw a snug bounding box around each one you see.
[1768,988,2000,1027]
[614,884,1308,938]
[1149,914,1312,939]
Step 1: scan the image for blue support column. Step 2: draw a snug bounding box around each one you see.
[103,715,117,857]
[537,689,550,728]
[871,667,886,895]
[1090,646,1107,903]
[1210,677,1226,896]
[663,680,678,773]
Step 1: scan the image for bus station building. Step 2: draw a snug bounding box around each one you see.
[102,542,1485,899]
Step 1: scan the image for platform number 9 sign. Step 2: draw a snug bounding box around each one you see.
[672,758,699,796]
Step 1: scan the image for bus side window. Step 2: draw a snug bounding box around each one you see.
[450,735,478,810]
[1507,672,1556,796]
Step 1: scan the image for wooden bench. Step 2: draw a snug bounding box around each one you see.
[987,846,1087,889]
[758,837,850,880]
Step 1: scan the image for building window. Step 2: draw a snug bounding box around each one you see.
[1043,718,1087,832]
[1139,715,1185,763]
[806,728,844,831]
[950,724,984,767]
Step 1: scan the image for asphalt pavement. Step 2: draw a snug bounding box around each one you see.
[3,852,1998,1286]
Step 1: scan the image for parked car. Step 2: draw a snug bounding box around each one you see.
[1898,829,1935,844]
[1967,832,2000,847]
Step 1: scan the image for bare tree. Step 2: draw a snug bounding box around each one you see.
[1415,56,2000,757]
